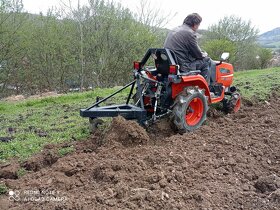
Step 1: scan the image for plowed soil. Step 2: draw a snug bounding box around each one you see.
[0,96,280,210]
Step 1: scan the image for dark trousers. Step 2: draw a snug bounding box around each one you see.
[181,57,211,84]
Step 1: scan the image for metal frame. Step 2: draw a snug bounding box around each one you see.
[80,48,177,125]
[80,80,148,124]
[140,48,177,65]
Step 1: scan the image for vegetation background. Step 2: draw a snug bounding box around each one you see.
[0,0,276,98]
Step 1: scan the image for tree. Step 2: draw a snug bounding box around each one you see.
[202,39,237,62]
[201,15,262,70]
[256,47,273,69]
[205,15,259,42]
[0,0,27,96]
[134,0,175,31]
[0,0,168,97]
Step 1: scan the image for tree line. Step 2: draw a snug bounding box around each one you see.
[0,0,272,98]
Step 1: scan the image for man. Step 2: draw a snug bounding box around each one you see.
[164,13,211,83]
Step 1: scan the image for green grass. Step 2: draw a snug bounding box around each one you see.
[17,168,28,177]
[234,67,280,100]
[0,184,8,195]
[58,145,75,157]
[0,67,280,161]
[0,87,129,161]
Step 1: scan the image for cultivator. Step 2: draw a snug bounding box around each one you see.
[80,80,147,123]
[80,48,241,133]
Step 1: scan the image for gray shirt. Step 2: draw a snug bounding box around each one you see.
[164,24,203,65]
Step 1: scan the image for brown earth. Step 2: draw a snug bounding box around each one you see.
[0,96,280,210]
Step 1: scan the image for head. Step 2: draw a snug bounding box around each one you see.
[183,13,202,31]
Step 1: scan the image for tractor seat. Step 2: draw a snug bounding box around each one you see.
[155,61,170,75]
[154,50,177,76]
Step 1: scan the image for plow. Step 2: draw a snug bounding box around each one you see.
[80,48,241,133]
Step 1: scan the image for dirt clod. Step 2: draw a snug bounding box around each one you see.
[0,163,20,179]
[21,149,59,172]
[103,116,150,146]
[254,175,280,193]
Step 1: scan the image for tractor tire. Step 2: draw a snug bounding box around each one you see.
[89,118,104,133]
[172,87,208,133]
[222,92,241,114]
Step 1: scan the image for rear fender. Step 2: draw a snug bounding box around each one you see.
[171,75,211,102]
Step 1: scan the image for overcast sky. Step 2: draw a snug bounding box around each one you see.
[22,0,279,34]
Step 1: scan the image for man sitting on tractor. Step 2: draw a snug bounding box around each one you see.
[164,13,211,84]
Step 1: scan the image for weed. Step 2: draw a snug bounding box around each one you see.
[0,184,8,195]
[58,146,75,157]
[17,168,28,177]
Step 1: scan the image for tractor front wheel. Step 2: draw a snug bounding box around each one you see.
[222,92,241,113]
[172,87,208,133]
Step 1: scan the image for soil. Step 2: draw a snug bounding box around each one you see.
[0,96,280,210]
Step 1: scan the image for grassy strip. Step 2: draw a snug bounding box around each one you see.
[0,87,129,161]
[234,67,280,100]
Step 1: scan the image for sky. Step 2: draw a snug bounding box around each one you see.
[22,0,279,34]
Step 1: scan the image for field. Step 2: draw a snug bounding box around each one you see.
[0,67,280,209]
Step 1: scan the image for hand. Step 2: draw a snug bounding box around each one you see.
[201,51,208,57]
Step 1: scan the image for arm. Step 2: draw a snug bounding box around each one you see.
[187,33,203,59]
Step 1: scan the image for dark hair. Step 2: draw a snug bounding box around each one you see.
[183,13,202,27]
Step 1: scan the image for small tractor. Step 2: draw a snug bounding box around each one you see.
[80,48,241,133]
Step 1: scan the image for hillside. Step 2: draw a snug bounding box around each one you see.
[258,27,280,50]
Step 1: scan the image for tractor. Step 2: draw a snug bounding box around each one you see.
[80,48,241,133]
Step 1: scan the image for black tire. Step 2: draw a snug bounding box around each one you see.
[172,87,208,133]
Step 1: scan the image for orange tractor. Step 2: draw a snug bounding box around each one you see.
[80,48,241,133]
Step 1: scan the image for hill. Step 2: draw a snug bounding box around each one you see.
[258,27,280,50]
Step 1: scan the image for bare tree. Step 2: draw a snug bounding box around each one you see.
[60,0,86,91]
[134,0,176,31]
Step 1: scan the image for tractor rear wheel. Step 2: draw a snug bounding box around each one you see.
[172,87,208,133]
